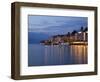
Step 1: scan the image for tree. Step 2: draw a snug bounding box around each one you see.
[71,30,77,35]
[84,27,88,32]
[67,32,70,36]
[80,26,84,32]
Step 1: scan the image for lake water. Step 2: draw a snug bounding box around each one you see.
[28,44,88,66]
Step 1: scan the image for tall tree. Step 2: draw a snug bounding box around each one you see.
[80,26,84,32]
[71,30,77,35]
[67,32,70,36]
[84,27,88,32]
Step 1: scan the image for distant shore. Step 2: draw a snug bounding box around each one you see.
[41,41,87,46]
[69,41,88,45]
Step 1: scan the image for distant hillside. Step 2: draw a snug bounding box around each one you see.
[28,32,50,44]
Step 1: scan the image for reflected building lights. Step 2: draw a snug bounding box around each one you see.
[32,44,88,66]
[70,45,88,64]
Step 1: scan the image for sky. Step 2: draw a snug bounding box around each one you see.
[28,15,88,44]
[28,15,88,35]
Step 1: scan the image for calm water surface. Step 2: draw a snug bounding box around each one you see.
[28,44,87,66]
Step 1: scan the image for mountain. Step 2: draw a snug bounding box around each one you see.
[28,32,50,44]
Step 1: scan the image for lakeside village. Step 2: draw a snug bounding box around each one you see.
[40,27,88,45]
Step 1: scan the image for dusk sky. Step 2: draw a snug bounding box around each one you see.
[28,15,88,35]
[28,15,88,44]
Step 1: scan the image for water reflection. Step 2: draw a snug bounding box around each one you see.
[70,45,88,64]
[28,44,88,66]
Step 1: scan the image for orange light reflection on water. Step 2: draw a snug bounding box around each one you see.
[70,45,88,64]
[44,45,87,65]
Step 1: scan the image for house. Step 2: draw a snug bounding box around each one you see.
[40,27,88,45]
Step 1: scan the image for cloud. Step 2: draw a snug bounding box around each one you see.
[28,15,87,35]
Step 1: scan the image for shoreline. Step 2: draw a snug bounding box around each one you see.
[69,42,88,45]
[41,41,88,46]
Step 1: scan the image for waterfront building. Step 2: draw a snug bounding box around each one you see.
[40,27,88,45]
